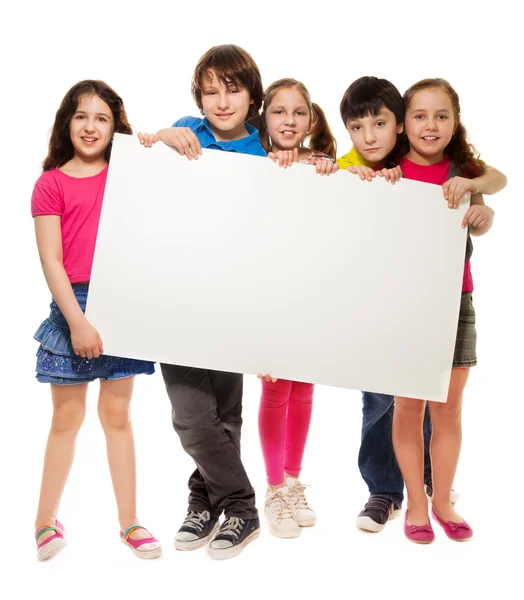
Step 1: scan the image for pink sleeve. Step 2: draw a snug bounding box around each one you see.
[31,174,64,217]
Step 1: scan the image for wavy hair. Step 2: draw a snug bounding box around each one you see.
[43,80,132,171]
[403,78,486,177]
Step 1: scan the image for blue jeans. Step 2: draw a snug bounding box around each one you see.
[359,392,432,508]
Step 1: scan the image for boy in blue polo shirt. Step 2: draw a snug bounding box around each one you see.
[139,44,265,560]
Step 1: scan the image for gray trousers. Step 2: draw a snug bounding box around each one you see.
[160,364,258,519]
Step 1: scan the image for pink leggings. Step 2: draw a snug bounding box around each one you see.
[258,379,314,485]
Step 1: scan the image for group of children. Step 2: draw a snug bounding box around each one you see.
[31,44,506,561]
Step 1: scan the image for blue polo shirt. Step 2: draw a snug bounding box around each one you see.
[172,116,266,157]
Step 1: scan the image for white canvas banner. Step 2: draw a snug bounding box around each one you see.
[86,134,469,402]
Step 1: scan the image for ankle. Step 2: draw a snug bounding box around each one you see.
[406,500,428,515]
[431,498,452,513]
[35,515,56,530]
[120,517,140,532]
[268,482,286,490]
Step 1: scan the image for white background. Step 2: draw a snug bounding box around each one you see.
[0,1,521,598]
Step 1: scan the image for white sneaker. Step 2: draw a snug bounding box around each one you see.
[286,478,317,527]
[264,486,301,538]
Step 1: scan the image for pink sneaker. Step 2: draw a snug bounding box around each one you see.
[120,524,162,559]
[431,508,473,542]
[35,519,66,561]
[404,511,435,544]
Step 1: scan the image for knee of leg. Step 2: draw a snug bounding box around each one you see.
[98,403,130,430]
[395,398,426,419]
[51,404,86,434]
[431,400,462,424]
[177,424,217,459]
[259,392,288,410]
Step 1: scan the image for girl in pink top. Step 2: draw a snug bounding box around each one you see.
[31,80,160,560]
[252,79,338,538]
[393,79,496,544]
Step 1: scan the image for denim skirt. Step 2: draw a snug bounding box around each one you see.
[34,284,155,384]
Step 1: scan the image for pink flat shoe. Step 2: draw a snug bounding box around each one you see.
[431,508,473,542]
[36,519,66,561]
[404,511,435,544]
[120,524,162,559]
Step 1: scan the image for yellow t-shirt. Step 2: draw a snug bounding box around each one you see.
[336,146,374,169]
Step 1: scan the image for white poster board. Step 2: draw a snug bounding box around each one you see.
[86,134,469,402]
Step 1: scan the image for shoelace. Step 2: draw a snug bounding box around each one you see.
[182,510,210,533]
[218,517,245,540]
[288,483,311,510]
[266,489,293,521]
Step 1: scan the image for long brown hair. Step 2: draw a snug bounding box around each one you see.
[43,80,132,171]
[254,78,337,160]
[403,78,486,177]
[191,44,264,120]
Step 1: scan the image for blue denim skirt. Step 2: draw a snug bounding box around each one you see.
[34,284,155,385]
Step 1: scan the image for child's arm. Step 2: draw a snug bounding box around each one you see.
[34,216,104,359]
[444,165,507,208]
[461,192,494,237]
[138,128,202,160]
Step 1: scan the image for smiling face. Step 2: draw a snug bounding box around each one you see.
[405,87,456,165]
[345,105,402,165]
[264,86,311,152]
[200,68,253,141]
[69,94,114,162]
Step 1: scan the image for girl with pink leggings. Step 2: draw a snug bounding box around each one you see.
[254,78,338,538]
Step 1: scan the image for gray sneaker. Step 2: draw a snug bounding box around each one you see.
[208,516,260,560]
[356,495,402,532]
[175,510,219,551]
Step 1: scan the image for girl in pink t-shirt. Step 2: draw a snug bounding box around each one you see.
[251,79,338,539]
[393,79,496,544]
[338,77,506,537]
[31,80,160,560]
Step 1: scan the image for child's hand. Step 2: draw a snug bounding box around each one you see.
[154,127,202,160]
[257,373,279,383]
[462,204,494,230]
[137,132,160,148]
[443,177,479,209]
[346,165,376,182]
[268,148,299,168]
[70,320,104,360]
[376,165,402,184]
[314,158,339,176]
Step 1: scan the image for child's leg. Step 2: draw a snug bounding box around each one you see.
[359,392,403,506]
[35,383,88,539]
[161,364,212,514]
[422,405,433,485]
[428,367,469,522]
[283,382,314,479]
[392,397,428,525]
[258,379,293,486]
[98,377,148,540]
[161,364,257,519]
